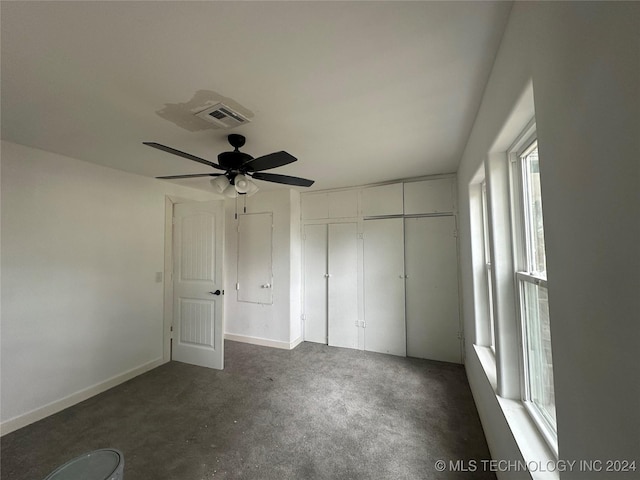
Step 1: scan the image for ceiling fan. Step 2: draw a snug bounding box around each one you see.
[144,134,314,197]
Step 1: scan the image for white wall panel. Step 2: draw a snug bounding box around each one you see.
[0,141,219,431]
[456,3,639,472]
[224,190,299,347]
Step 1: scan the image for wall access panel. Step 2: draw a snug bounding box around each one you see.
[237,213,273,304]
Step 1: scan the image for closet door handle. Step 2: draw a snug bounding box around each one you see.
[209,290,222,296]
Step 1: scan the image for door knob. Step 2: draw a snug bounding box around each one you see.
[209,290,222,296]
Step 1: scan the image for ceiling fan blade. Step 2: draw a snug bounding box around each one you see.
[143,142,225,170]
[243,151,297,172]
[156,173,225,179]
[252,172,314,187]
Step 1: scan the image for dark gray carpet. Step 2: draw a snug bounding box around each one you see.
[1,341,494,479]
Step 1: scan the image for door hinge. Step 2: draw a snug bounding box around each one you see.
[301,314,306,321]
[457,331,463,339]
[236,282,240,290]
[453,230,458,238]
[170,325,173,332]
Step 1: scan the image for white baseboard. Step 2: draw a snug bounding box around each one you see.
[290,336,303,349]
[225,333,303,350]
[0,358,165,436]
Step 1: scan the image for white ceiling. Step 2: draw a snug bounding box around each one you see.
[1,1,512,193]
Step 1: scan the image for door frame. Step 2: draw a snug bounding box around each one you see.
[163,196,174,363]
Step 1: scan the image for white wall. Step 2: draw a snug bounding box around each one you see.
[457,3,639,479]
[0,141,219,433]
[223,189,302,349]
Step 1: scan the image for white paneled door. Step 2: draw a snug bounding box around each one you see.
[363,218,406,356]
[328,223,358,349]
[303,223,359,348]
[405,216,461,363]
[303,224,328,343]
[173,201,224,369]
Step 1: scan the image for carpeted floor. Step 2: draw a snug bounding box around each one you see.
[1,341,495,479]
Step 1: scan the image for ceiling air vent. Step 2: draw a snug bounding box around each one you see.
[195,103,250,129]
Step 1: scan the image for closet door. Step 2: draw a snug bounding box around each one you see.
[363,218,406,356]
[303,224,328,344]
[328,223,358,349]
[405,216,461,363]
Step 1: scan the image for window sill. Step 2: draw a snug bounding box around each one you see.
[474,344,497,390]
[473,345,559,480]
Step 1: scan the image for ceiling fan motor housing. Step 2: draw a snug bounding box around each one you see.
[218,150,253,170]
[218,134,253,170]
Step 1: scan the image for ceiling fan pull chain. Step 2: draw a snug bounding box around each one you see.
[235,195,238,220]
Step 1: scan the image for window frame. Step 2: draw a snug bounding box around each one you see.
[480,181,496,352]
[509,124,558,456]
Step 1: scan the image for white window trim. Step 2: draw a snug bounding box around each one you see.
[481,181,496,353]
[509,122,559,458]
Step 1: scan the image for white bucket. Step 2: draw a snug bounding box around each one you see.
[43,449,124,480]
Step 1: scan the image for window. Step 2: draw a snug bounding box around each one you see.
[481,181,496,351]
[511,136,557,449]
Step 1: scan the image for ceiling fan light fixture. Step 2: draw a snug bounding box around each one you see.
[211,175,230,193]
[233,174,249,191]
[233,174,249,192]
[244,180,259,197]
[223,183,238,198]
[233,174,259,196]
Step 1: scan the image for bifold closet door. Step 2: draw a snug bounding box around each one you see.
[363,218,406,356]
[327,223,358,349]
[405,216,461,363]
[303,224,327,344]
